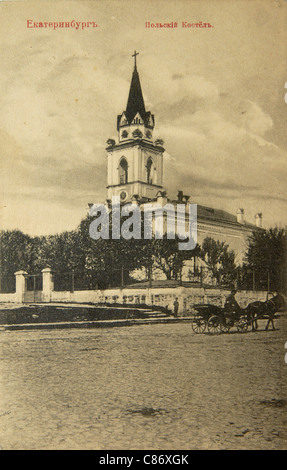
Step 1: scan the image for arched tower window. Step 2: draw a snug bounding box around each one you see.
[146,157,155,184]
[119,158,128,184]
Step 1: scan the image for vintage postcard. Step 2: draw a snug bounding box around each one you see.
[0,0,286,452]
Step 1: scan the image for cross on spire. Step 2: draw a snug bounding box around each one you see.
[132,50,139,69]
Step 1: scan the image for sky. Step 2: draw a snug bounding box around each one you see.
[0,0,286,235]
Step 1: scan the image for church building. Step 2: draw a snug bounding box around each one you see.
[105,52,263,264]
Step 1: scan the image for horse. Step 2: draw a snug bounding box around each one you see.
[245,293,286,331]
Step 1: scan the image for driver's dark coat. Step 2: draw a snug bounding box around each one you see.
[224,294,241,313]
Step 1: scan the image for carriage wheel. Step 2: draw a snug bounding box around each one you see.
[207,315,222,334]
[236,318,248,333]
[191,318,206,334]
[220,320,231,334]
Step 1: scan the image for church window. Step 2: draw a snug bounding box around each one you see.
[146,130,152,139]
[132,129,143,139]
[146,157,154,184]
[119,158,128,184]
[121,130,128,138]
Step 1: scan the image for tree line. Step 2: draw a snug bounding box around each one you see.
[0,216,286,292]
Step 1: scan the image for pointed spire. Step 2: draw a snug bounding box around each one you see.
[125,63,146,124]
[117,53,155,131]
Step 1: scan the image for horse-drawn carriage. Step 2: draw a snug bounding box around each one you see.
[191,304,249,334]
[191,293,285,334]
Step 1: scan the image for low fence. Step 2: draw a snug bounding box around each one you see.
[0,267,277,311]
[0,276,17,302]
[50,267,276,291]
[52,269,128,291]
[50,285,269,314]
[236,269,279,292]
[0,267,276,296]
[0,275,16,294]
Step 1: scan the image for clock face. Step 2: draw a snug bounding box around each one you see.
[120,191,127,201]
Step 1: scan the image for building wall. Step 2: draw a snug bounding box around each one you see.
[0,293,17,303]
[107,144,164,201]
[0,282,268,315]
[197,221,252,264]
[50,286,268,314]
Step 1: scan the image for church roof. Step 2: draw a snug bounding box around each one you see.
[139,196,260,231]
[196,204,260,230]
[197,205,237,223]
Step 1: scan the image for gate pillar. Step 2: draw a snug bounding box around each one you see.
[14,271,28,303]
[42,268,54,302]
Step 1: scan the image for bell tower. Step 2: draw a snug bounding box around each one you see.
[106,51,165,203]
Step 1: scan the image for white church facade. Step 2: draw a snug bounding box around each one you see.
[104,52,263,265]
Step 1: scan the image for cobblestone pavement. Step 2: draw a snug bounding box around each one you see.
[0,314,286,449]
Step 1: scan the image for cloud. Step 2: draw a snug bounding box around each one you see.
[239,100,273,136]
[148,73,220,121]
[159,102,287,223]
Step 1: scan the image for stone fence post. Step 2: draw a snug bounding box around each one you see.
[14,271,28,303]
[42,268,54,302]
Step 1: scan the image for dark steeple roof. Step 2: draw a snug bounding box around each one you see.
[117,56,155,131]
[125,66,147,124]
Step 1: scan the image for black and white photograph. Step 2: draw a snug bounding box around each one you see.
[0,0,286,451]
